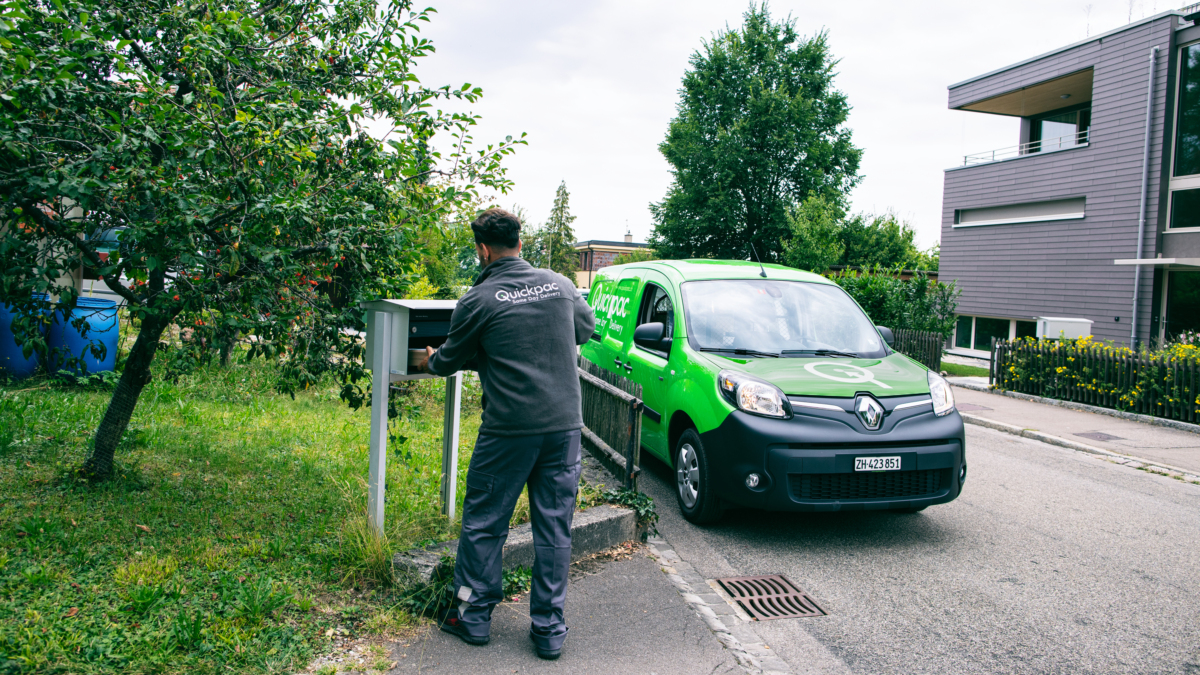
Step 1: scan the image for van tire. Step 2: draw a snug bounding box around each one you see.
[674,429,723,525]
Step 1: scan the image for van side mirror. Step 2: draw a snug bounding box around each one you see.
[634,322,671,352]
[876,326,895,347]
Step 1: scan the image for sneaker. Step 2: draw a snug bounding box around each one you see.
[439,612,488,646]
[529,629,561,660]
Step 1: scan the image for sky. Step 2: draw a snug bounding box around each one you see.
[406,0,1173,248]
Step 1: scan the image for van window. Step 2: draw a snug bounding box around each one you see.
[637,283,674,339]
[681,280,884,358]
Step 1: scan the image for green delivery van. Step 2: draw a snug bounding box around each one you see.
[580,259,965,524]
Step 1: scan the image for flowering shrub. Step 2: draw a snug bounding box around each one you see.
[993,336,1200,423]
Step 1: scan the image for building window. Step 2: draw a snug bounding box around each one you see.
[1174,43,1200,178]
[955,316,972,349]
[1015,320,1037,339]
[973,317,1009,350]
[954,197,1085,228]
[1170,187,1200,229]
[1165,271,1200,340]
[1030,107,1090,152]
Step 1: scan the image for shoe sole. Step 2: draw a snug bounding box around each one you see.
[439,624,489,646]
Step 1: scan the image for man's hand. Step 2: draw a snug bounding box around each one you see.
[419,346,436,372]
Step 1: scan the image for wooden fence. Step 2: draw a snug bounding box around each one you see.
[990,339,1200,424]
[893,329,943,372]
[577,357,642,490]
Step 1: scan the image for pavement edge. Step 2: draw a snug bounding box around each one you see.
[959,412,1200,484]
[952,380,1200,435]
[646,535,794,675]
[392,504,638,586]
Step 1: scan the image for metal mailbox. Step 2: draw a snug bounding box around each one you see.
[359,298,463,533]
[362,299,457,380]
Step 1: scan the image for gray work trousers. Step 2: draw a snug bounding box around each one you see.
[452,429,581,650]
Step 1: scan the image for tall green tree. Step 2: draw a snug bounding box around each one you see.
[526,181,579,284]
[0,0,522,477]
[839,213,920,269]
[649,3,862,261]
[781,195,845,272]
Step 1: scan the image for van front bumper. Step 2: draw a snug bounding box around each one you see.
[698,398,966,512]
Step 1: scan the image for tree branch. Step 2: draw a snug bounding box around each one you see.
[23,203,142,306]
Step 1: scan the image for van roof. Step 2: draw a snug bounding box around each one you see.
[602,259,834,285]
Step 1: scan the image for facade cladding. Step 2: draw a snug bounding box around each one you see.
[942,11,1200,347]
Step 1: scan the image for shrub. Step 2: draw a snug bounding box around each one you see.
[993,336,1200,422]
[829,267,959,338]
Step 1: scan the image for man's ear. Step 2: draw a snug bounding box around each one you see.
[516,239,523,254]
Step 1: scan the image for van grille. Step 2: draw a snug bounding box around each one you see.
[789,469,947,501]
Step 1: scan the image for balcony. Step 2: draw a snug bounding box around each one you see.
[962,129,1090,167]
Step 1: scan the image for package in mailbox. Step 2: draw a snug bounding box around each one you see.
[361,299,458,380]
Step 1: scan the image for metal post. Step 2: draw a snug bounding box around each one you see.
[440,372,463,519]
[367,311,392,536]
[1131,46,1159,347]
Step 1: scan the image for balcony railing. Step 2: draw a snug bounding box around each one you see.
[962,129,1090,166]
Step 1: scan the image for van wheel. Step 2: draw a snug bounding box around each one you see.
[674,429,723,525]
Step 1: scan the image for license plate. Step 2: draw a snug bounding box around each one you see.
[854,456,902,472]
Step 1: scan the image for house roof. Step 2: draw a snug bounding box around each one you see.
[573,240,653,249]
[948,10,1184,91]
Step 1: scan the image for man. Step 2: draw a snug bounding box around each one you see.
[419,207,595,660]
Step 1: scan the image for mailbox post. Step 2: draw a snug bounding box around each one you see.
[360,299,461,535]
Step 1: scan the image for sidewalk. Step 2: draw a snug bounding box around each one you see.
[948,380,1200,475]
[386,549,742,674]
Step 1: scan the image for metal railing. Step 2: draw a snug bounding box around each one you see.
[578,357,642,490]
[963,129,1090,166]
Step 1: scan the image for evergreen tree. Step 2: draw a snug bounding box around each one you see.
[531,182,580,285]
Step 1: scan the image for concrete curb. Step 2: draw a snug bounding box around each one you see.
[960,413,1200,484]
[646,536,796,675]
[951,380,1200,436]
[392,504,638,587]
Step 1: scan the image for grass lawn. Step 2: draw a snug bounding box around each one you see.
[0,358,486,674]
[941,362,989,378]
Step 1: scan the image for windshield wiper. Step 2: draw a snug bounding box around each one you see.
[780,349,860,358]
[697,347,780,358]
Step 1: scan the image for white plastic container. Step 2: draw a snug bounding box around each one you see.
[1035,317,1093,340]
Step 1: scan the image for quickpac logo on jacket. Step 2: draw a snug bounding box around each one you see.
[495,282,561,305]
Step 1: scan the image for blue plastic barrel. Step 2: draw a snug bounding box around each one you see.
[0,302,39,379]
[47,297,120,375]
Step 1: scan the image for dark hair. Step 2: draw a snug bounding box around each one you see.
[471,208,521,249]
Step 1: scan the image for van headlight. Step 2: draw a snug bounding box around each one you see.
[718,370,791,419]
[928,370,955,417]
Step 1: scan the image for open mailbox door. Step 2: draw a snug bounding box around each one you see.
[361,299,457,380]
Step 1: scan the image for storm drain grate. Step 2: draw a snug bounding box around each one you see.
[713,574,826,620]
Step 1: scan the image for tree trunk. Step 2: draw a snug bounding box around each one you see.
[83,313,171,478]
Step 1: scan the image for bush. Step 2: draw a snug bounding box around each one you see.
[829,267,959,338]
[993,336,1200,422]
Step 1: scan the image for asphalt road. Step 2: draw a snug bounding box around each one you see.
[640,424,1200,675]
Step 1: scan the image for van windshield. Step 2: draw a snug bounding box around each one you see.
[680,280,885,358]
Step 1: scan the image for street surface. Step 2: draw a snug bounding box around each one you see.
[641,424,1200,675]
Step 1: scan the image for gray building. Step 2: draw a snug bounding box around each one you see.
[941,7,1200,356]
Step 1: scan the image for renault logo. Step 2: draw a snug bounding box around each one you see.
[855,395,885,431]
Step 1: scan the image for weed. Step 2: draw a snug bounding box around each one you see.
[577,477,606,509]
[173,610,207,650]
[316,665,337,675]
[502,566,532,596]
[20,565,55,586]
[122,583,169,616]
[336,510,393,588]
[602,487,659,533]
[114,554,179,586]
[293,594,315,612]
[15,515,61,540]
[265,538,288,560]
[232,578,290,621]
[399,558,456,618]
[364,609,410,633]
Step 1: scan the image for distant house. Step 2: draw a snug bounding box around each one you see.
[941,7,1200,357]
[573,231,652,289]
